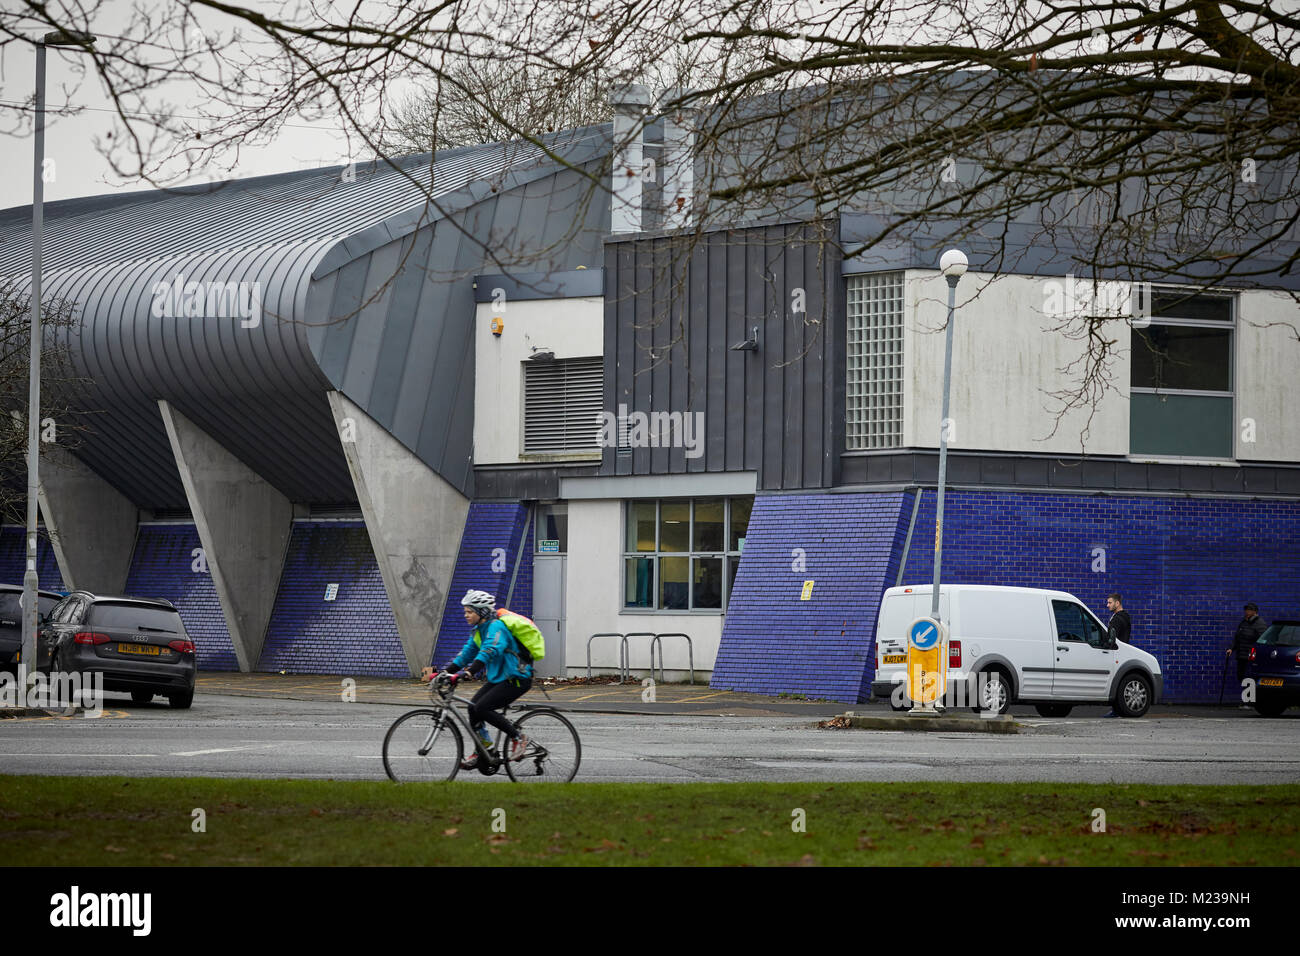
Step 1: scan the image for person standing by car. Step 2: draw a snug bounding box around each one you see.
[1105,593,1131,645]
[1102,593,1131,717]
[1231,602,1268,702]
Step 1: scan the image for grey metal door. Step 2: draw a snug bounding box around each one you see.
[531,555,566,678]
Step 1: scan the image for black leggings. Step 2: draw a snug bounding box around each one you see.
[467,678,531,740]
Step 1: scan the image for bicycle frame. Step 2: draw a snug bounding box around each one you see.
[425,682,526,770]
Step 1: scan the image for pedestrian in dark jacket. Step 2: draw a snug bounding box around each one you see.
[1231,602,1268,686]
[1105,593,1131,646]
[1102,594,1132,717]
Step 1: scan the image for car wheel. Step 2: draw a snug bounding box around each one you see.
[131,690,153,704]
[1253,698,1288,718]
[1113,673,1152,718]
[168,690,194,709]
[973,669,1011,716]
[1034,703,1073,717]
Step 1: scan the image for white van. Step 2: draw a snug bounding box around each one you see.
[870,585,1162,717]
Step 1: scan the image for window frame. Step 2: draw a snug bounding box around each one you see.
[620,497,750,614]
[1128,287,1237,462]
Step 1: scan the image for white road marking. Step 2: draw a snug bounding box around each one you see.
[171,744,277,756]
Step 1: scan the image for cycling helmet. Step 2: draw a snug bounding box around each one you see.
[461,589,496,617]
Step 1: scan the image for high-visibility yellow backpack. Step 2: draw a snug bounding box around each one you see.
[495,608,546,663]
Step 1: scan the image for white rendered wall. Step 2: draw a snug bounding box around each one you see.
[902,270,1130,456]
[473,295,604,464]
[564,498,723,680]
[1235,288,1300,462]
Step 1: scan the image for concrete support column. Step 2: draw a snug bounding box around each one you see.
[329,391,470,676]
[37,444,137,593]
[159,400,291,672]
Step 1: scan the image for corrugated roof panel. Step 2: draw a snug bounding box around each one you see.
[1,127,615,505]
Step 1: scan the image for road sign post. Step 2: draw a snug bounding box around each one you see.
[907,617,947,717]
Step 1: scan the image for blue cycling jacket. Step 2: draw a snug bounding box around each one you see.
[451,618,533,684]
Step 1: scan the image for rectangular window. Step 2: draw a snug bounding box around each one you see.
[1130,291,1234,459]
[846,272,905,450]
[622,497,752,612]
[522,357,603,455]
[534,503,568,553]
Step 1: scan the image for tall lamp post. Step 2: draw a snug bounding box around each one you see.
[931,249,968,624]
[23,30,97,681]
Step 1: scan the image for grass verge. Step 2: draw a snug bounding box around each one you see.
[2,776,1296,866]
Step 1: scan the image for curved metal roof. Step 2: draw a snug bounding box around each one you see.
[0,128,613,506]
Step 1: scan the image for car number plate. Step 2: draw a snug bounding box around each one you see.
[1260,678,1284,687]
[883,654,907,664]
[118,643,160,656]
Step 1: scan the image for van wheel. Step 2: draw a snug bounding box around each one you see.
[1034,703,1073,717]
[973,670,1011,716]
[1113,673,1152,718]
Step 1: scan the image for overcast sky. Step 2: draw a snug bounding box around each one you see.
[0,3,364,213]
[0,53,354,212]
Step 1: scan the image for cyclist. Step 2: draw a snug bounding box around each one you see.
[433,589,531,769]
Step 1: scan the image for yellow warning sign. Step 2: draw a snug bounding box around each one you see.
[800,580,814,601]
[907,646,943,704]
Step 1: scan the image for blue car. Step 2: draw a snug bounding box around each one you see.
[1248,620,1300,717]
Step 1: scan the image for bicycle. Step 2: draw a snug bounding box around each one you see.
[382,672,581,782]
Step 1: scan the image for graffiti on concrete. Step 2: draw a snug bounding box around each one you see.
[400,555,443,633]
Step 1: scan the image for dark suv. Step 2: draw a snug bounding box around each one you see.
[1247,620,1300,718]
[0,583,64,672]
[38,591,196,708]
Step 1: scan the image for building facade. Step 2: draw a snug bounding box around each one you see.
[2,90,1297,703]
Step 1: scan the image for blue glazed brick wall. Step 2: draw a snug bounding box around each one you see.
[125,523,237,672]
[433,503,532,668]
[895,490,1300,703]
[0,525,65,591]
[710,492,911,702]
[259,520,403,676]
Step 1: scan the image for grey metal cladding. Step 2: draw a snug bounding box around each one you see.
[601,222,841,491]
[1,128,615,505]
[471,269,603,302]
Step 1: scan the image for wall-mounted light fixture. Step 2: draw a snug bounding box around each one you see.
[730,325,759,351]
[527,347,555,362]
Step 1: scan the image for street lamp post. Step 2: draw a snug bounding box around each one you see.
[22,30,96,682]
[931,249,968,624]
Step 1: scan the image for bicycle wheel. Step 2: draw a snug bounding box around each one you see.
[383,708,463,782]
[504,708,581,782]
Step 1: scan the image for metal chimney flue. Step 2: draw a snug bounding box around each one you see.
[659,87,698,231]
[610,83,651,235]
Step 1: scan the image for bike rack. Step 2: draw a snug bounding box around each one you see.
[586,633,626,682]
[621,632,658,684]
[650,633,695,686]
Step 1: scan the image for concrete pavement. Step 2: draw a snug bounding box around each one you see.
[195,672,848,717]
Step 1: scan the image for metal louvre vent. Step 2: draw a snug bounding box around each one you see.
[523,357,604,454]
[846,272,905,450]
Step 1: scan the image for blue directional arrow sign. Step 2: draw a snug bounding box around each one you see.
[908,617,942,652]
